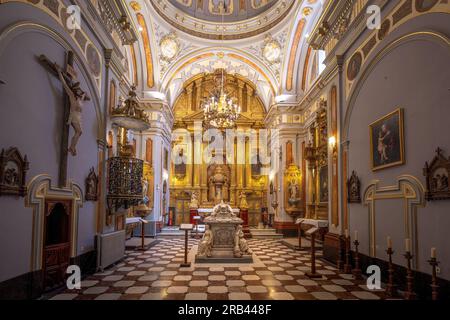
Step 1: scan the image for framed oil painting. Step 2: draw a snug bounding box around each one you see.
[319,165,329,203]
[369,108,405,171]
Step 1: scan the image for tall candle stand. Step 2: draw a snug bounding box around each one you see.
[343,235,352,274]
[428,257,439,301]
[403,251,416,300]
[385,247,398,297]
[336,235,344,271]
[352,239,362,279]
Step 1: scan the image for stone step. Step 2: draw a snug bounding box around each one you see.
[250,228,283,239]
[157,227,185,237]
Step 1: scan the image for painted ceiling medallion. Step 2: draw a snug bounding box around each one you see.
[150,0,296,40]
[160,32,180,61]
[262,34,281,63]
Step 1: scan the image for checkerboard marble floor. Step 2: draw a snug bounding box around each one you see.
[49,238,390,300]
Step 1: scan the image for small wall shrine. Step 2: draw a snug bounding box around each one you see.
[0,147,29,197]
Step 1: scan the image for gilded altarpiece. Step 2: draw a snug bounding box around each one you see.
[306,102,328,220]
[170,72,268,226]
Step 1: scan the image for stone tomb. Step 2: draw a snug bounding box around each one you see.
[196,201,253,263]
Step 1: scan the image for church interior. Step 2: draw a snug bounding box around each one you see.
[0,0,449,301]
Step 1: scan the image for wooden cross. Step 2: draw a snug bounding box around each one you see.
[38,51,90,188]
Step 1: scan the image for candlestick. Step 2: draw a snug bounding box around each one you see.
[428,256,440,301]
[387,236,392,249]
[343,233,352,274]
[403,250,416,300]
[352,239,362,280]
[385,247,398,297]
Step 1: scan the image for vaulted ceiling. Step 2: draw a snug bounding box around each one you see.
[125,0,326,109]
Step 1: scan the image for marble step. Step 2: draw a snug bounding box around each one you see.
[157,227,185,237]
[250,228,283,239]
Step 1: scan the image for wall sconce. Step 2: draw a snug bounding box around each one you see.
[328,136,337,155]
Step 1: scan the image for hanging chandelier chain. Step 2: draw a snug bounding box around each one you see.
[201,1,241,130]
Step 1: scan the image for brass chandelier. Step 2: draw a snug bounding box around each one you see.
[203,74,240,129]
[202,2,240,129]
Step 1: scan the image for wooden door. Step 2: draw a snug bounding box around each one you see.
[175,199,190,226]
[43,200,72,291]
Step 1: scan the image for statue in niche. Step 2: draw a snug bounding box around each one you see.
[57,66,88,157]
[197,225,213,257]
[208,165,230,203]
[233,225,252,258]
[85,167,98,201]
[141,178,149,206]
[238,191,249,209]
[347,171,361,203]
[288,180,300,205]
[174,148,187,179]
[189,191,200,209]
[0,147,29,197]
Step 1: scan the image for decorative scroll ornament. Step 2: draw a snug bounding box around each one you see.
[424,148,450,201]
[0,147,29,197]
[347,171,361,203]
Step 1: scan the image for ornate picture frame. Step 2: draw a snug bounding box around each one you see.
[423,148,450,201]
[369,108,405,171]
[347,171,361,203]
[0,147,29,197]
[85,167,98,201]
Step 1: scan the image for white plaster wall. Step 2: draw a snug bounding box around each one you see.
[0,3,102,282]
[347,36,450,280]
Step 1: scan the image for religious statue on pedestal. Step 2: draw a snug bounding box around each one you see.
[189,191,199,209]
[238,191,249,209]
[208,165,229,203]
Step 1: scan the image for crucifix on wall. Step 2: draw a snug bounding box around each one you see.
[38,51,90,188]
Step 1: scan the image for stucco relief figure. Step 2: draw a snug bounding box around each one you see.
[189,191,200,209]
[57,67,87,156]
[233,225,251,257]
[197,225,213,257]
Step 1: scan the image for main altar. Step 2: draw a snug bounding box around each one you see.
[196,201,253,263]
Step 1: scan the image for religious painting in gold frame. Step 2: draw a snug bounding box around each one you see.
[369,108,405,171]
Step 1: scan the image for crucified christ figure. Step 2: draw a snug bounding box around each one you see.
[56,66,86,156]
